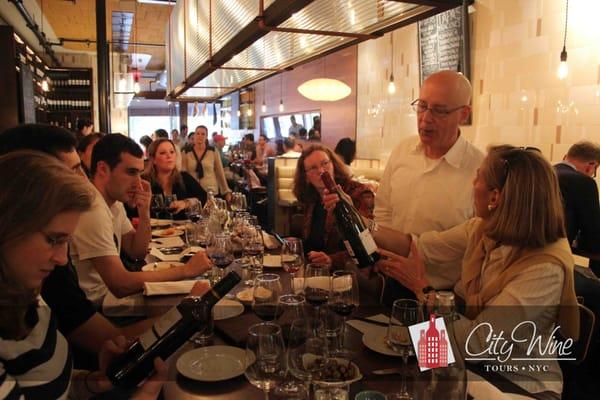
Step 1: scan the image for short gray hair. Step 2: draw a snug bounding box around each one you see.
[567,141,600,163]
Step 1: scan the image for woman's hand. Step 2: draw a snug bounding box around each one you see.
[90,336,166,399]
[184,250,213,278]
[374,242,429,296]
[307,251,332,267]
[322,187,353,213]
[224,192,232,204]
[168,200,187,213]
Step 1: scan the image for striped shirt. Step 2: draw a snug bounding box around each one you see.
[0,298,71,399]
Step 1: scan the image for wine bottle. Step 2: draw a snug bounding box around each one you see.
[320,172,380,268]
[106,271,241,388]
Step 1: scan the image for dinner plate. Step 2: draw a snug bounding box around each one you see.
[213,298,244,320]
[362,330,403,357]
[262,254,281,268]
[141,261,184,272]
[176,346,247,381]
[152,228,184,238]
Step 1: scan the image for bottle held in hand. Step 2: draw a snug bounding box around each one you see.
[320,172,380,267]
[106,271,241,388]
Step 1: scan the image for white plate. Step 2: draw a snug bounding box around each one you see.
[152,228,184,238]
[176,345,247,381]
[141,261,184,272]
[150,218,173,227]
[362,331,403,357]
[235,288,253,304]
[214,298,244,320]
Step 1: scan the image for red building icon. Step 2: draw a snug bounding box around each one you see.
[417,314,449,369]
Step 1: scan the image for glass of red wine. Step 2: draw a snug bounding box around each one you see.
[281,237,304,292]
[303,263,331,317]
[329,270,359,358]
[252,274,284,322]
[207,233,234,281]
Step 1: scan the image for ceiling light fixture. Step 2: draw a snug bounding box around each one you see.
[387,31,396,95]
[279,73,284,112]
[557,0,569,80]
[298,55,351,102]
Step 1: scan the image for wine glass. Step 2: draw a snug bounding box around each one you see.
[164,194,178,219]
[329,270,359,358]
[243,225,265,286]
[252,274,283,322]
[387,299,424,400]
[150,194,166,219]
[185,200,202,222]
[207,233,234,281]
[303,263,331,317]
[245,322,287,400]
[287,318,328,391]
[281,238,304,291]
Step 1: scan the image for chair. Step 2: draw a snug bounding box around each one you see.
[267,156,300,235]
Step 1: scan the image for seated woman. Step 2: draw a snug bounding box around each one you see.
[181,125,232,203]
[143,138,207,219]
[293,145,374,269]
[338,146,578,399]
[0,151,166,399]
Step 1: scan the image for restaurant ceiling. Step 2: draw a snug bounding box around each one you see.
[167,0,465,101]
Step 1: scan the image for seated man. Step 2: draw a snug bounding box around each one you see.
[554,141,600,267]
[71,133,211,308]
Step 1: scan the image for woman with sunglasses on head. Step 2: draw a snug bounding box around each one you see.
[143,138,207,219]
[0,151,166,400]
[293,144,374,269]
[325,145,578,399]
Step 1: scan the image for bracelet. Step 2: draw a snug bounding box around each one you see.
[367,219,379,232]
[84,370,100,395]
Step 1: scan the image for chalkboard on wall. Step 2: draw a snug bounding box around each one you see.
[418,6,470,85]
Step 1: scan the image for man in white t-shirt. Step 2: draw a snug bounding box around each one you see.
[373,70,484,303]
[71,134,212,307]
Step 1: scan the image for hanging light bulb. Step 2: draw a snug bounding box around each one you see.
[41,78,49,92]
[247,107,253,117]
[118,77,127,92]
[261,101,267,113]
[387,73,396,95]
[237,109,241,117]
[133,80,140,94]
[279,99,284,112]
[557,47,568,80]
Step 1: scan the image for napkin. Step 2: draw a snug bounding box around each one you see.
[262,231,280,249]
[148,236,185,249]
[291,276,332,293]
[263,254,281,268]
[150,247,189,261]
[143,280,209,296]
[346,314,389,335]
[102,293,145,317]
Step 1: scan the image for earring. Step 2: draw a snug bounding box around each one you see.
[487,204,494,211]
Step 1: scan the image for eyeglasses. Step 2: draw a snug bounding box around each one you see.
[499,147,542,187]
[410,99,466,118]
[305,159,331,175]
[43,233,72,249]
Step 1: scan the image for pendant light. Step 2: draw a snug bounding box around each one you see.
[279,73,285,112]
[298,55,351,101]
[261,79,267,112]
[557,0,569,80]
[387,31,396,95]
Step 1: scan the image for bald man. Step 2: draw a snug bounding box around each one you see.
[374,70,484,303]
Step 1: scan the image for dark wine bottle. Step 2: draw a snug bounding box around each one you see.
[106,271,241,388]
[321,172,380,268]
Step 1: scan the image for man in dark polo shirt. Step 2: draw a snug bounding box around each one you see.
[0,124,155,357]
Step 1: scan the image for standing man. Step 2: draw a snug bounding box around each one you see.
[213,134,230,169]
[71,134,212,308]
[554,141,600,265]
[289,115,304,136]
[374,70,484,301]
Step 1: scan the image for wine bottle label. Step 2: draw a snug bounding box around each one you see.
[138,307,183,350]
[343,240,356,257]
[359,229,377,255]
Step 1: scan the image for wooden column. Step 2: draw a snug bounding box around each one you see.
[0,26,19,132]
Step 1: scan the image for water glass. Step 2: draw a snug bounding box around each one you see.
[245,322,287,400]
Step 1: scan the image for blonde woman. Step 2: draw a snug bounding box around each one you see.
[0,151,165,399]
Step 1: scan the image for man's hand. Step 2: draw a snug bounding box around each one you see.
[307,251,332,267]
[374,243,428,296]
[133,180,152,219]
[185,250,213,278]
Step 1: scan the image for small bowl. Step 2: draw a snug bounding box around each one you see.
[355,390,387,400]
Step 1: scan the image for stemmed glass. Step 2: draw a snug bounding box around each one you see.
[185,200,202,222]
[387,299,424,400]
[252,274,284,322]
[164,194,178,219]
[329,270,359,358]
[231,192,248,213]
[287,318,328,396]
[303,263,331,317]
[245,322,287,400]
[281,238,304,291]
[207,233,234,281]
[150,194,166,219]
[243,225,265,286]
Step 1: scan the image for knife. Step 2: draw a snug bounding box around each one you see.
[371,367,403,375]
[354,317,389,327]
